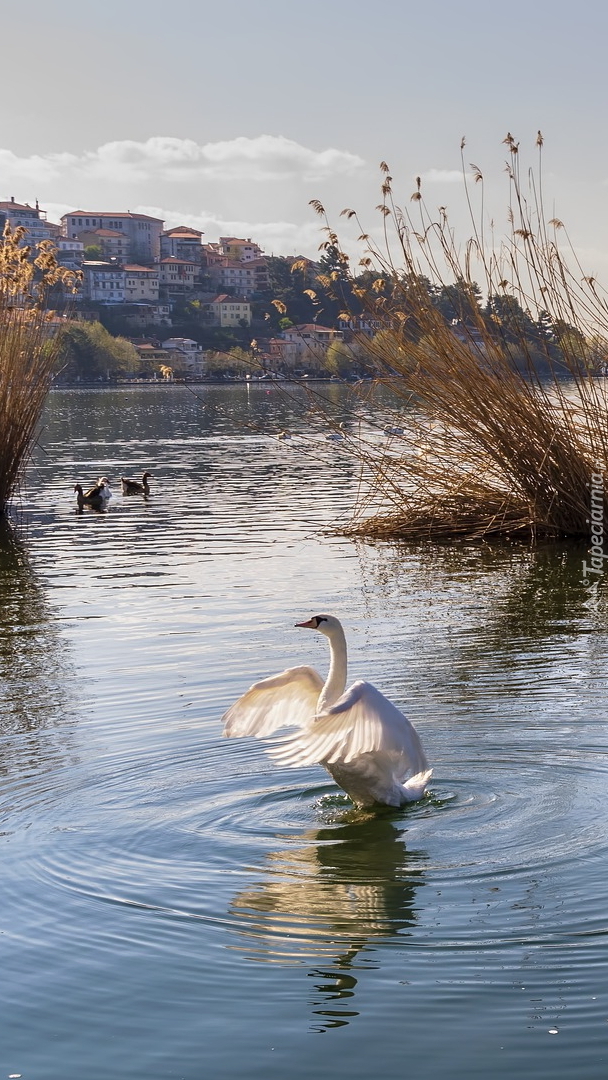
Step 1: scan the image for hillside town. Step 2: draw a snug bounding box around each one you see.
[0,196,372,380]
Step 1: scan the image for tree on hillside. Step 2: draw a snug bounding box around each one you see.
[432,280,483,323]
[324,339,357,377]
[56,322,140,380]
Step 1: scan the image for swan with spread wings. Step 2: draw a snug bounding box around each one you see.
[222,615,431,808]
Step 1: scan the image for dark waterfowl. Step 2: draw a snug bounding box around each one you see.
[74,482,106,509]
[120,471,152,495]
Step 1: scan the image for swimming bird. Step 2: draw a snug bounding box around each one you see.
[74,482,106,509]
[223,614,431,808]
[276,431,291,440]
[97,477,113,501]
[120,471,152,495]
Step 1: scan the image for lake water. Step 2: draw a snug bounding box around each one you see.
[2,384,608,1079]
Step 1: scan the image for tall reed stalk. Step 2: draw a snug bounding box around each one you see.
[0,225,79,515]
[307,134,608,542]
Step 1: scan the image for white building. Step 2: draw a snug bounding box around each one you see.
[219,237,264,262]
[55,236,85,270]
[159,257,197,292]
[0,197,59,249]
[160,226,204,264]
[161,337,204,374]
[62,211,164,262]
[272,323,344,369]
[124,264,159,302]
[83,261,126,303]
[205,294,252,327]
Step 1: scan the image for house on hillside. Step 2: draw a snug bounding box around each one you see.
[205,294,251,327]
[55,236,85,270]
[0,197,59,249]
[160,226,204,264]
[158,257,198,296]
[83,261,126,303]
[271,323,344,371]
[161,337,204,375]
[124,265,159,302]
[62,211,164,262]
[218,237,264,262]
[77,227,130,261]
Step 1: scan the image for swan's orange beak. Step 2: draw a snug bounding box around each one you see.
[295,618,316,628]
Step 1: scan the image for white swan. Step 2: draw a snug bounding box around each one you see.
[222,615,431,808]
[97,476,113,501]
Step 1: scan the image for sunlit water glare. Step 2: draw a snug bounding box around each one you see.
[1,385,608,1079]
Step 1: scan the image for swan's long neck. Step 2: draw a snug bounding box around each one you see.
[318,623,348,712]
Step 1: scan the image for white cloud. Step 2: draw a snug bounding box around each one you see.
[420,169,466,184]
[137,204,325,256]
[0,135,364,187]
[0,148,78,184]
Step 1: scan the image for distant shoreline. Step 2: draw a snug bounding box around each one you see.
[51,375,367,389]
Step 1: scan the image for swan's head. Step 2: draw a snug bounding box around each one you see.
[295,614,342,638]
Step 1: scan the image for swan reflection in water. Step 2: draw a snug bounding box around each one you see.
[229,813,427,1031]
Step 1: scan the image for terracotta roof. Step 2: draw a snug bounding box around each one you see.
[163,226,202,238]
[123,264,157,272]
[287,323,336,333]
[210,294,250,304]
[0,201,39,212]
[83,260,124,270]
[62,211,164,223]
[160,257,195,266]
[80,228,128,238]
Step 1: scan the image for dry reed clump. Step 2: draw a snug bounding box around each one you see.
[306,133,608,542]
[0,224,80,515]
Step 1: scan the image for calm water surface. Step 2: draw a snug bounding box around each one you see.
[2,385,608,1079]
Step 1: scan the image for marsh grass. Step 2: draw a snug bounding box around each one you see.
[0,225,79,514]
[306,134,608,542]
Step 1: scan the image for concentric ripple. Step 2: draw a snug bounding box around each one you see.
[3,385,608,1078]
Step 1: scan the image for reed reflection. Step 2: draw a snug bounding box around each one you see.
[230,814,427,1030]
[356,539,603,703]
[0,523,74,762]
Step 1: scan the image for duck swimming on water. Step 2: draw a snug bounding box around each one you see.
[121,471,152,495]
[74,481,106,509]
[222,614,431,808]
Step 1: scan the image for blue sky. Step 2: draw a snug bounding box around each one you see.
[2,0,608,274]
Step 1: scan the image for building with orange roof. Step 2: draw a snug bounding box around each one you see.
[205,294,252,327]
[61,210,164,262]
[123,265,159,302]
[160,226,204,264]
[218,237,264,262]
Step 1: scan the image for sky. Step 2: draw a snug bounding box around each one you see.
[3,0,608,278]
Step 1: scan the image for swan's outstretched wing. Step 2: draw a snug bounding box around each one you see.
[268,679,429,780]
[223,666,323,738]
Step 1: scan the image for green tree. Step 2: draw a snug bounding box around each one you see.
[56,321,140,380]
[204,347,259,377]
[324,340,355,377]
[433,280,482,323]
